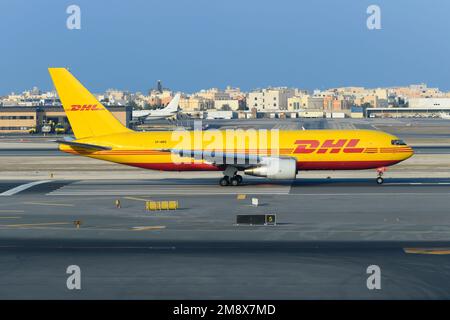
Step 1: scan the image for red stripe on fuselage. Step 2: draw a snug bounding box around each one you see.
[296,160,401,170]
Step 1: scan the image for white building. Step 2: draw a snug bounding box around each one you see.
[196,88,230,101]
[214,99,240,111]
[408,98,450,109]
[247,87,295,111]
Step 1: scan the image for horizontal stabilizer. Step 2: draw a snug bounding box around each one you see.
[54,140,111,150]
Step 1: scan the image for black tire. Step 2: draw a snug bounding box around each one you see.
[219,177,229,186]
[376,177,384,185]
[230,177,239,186]
[235,175,243,184]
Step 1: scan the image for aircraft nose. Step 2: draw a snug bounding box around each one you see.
[390,136,414,160]
[403,144,414,160]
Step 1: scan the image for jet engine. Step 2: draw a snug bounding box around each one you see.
[244,157,297,179]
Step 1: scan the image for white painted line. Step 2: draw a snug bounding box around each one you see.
[0,180,52,196]
[132,226,166,231]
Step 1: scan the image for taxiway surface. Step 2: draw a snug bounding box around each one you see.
[0,178,450,299]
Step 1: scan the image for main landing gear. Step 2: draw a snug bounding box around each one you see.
[219,174,243,186]
[376,167,387,185]
[219,166,243,186]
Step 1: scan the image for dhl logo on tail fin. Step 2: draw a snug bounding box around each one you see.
[70,104,102,111]
[48,68,130,139]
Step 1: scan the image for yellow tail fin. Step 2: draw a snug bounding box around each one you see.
[48,68,130,139]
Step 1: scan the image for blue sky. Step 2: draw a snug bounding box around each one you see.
[0,0,449,94]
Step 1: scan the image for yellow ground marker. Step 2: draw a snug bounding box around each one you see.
[404,248,450,255]
[132,226,166,231]
[0,222,71,228]
[124,196,153,202]
[145,200,179,211]
[23,202,74,207]
[236,194,246,200]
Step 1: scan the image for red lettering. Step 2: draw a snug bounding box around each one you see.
[317,139,347,154]
[69,104,101,111]
[293,140,320,154]
[343,139,364,153]
[293,138,364,154]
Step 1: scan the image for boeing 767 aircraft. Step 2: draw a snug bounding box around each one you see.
[49,68,413,186]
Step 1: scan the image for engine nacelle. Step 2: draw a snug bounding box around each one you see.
[244,157,297,179]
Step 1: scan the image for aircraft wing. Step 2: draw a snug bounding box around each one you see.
[158,148,268,167]
[54,140,112,150]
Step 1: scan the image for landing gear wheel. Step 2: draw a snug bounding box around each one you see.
[219,177,230,186]
[230,177,240,186]
[376,177,384,185]
[235,175,243,184]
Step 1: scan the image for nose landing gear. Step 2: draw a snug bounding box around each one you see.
[376,176,384,185]
[376,167,387,185]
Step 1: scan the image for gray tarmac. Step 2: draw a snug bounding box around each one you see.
[1,178,450,299]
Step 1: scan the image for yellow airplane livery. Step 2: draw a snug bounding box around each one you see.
[48,68,413,186]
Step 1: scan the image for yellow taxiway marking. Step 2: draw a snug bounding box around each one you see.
[132,226,166,231]
[404,248,450,255]
[0,210,25,213]
[124,196,153,202]
[0,222,71,228]
[23,202,74,207]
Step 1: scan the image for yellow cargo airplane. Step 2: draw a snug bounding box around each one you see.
[49,68,413,186]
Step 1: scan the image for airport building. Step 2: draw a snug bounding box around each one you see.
[366,98,450,118]
[0,106,131,133]
[408,98,450,109]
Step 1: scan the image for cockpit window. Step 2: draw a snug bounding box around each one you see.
[391,139,407,145]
